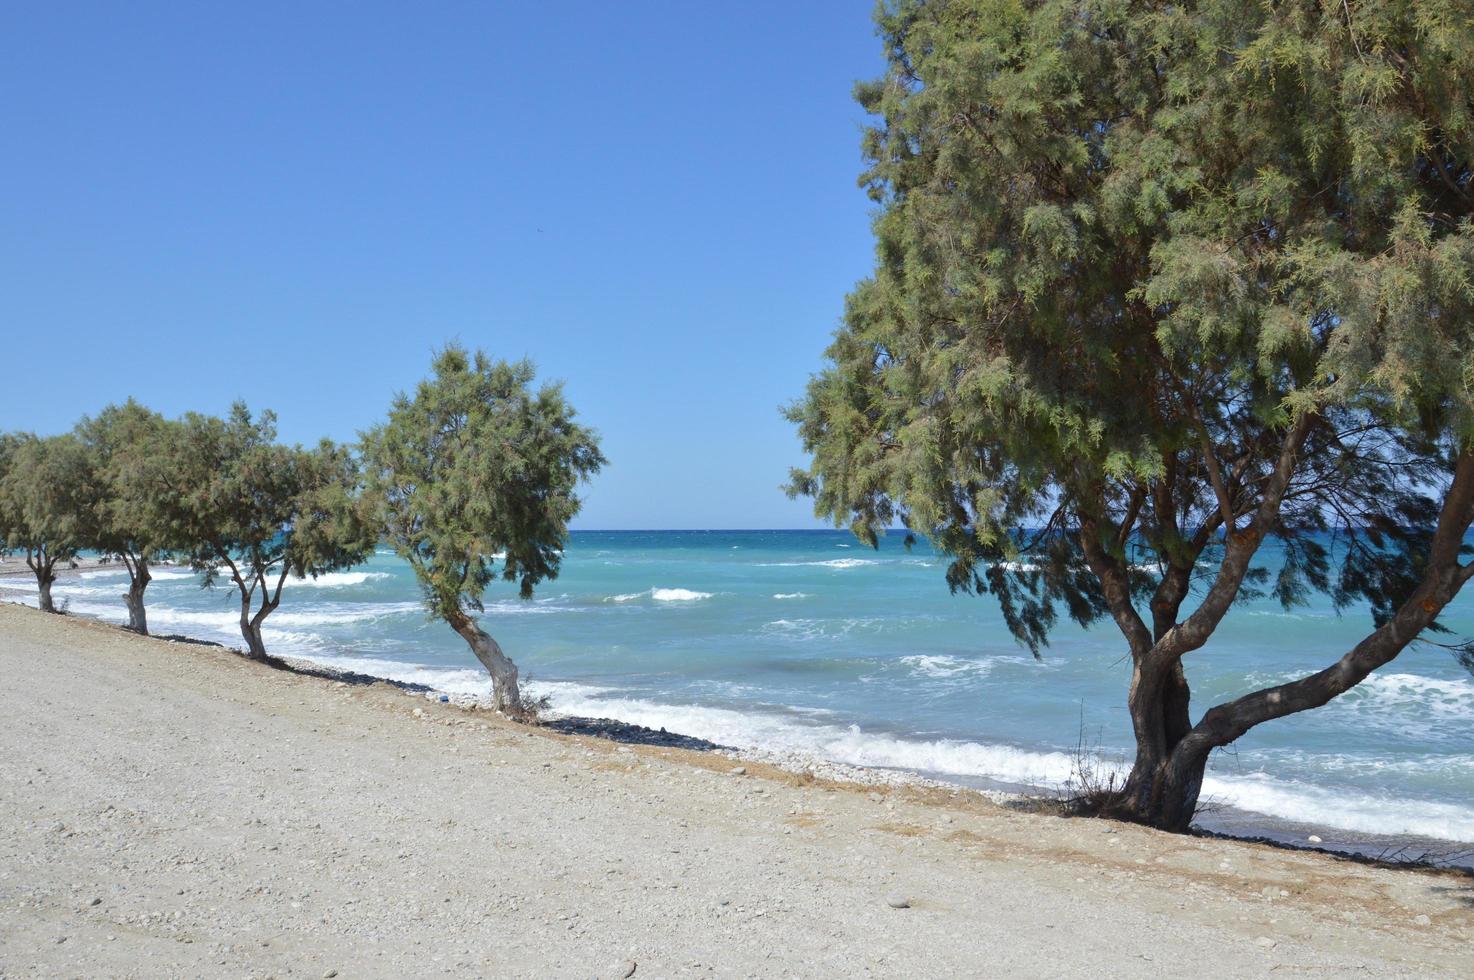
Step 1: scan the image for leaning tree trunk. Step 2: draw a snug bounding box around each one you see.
[124,560,151,635]
[449,614,522,715]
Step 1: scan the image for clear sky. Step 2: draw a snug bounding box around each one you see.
[0,2,882,529]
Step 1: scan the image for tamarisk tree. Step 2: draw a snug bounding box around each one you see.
[0,434,94,614]
[790,0,1474,830]
[361,347,604,715]
[170,404,376,660]
[75,401,178,634]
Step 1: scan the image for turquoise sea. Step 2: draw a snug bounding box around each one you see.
[5,529,1472,856]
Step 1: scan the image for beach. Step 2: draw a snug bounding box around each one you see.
[3,531,1472,858]
[1,604,1470,978]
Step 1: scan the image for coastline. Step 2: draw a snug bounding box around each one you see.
[1,603,1471,976]
[1,560,1470,868]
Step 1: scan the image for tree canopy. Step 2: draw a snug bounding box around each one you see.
[361,346,605,713]
[790,0,1474,829]
[74,400,179,633]
[169,404,376,660]
[0,433,95,613]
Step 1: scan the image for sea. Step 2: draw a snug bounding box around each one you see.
[4,529,1471,861]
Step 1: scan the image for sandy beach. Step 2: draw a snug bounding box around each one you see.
[0,603,1470,978]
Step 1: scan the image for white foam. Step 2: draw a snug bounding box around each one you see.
[285,571,391,589]
[772,593,809,600]
[652,588,713,602]
[1354,672,1474,721]
[144,569,202,581]
[1202,771,1474,843]
[609,588,714,602]
[900,654,996,679]
[995,560,1041,573]
[537,684,1474,841]
[537,686,1076,786]
[755,558,879,569]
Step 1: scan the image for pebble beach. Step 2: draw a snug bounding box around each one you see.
[1,603,1470,978]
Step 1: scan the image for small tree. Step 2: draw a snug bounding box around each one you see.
[791,0,1474,830]
[0,434,93,613]
[361,347,604,714]
[75,401,179,634]
[170,404,376,660]
[0,433,18,560]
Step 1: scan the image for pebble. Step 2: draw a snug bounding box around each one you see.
[324,971,339,978]
[411,708,424,718]
[1412,914,1431,926]
[730,767,746,776]
[886,894,911,909]
[1307,835,1322,844]
[1255,937,1277,949]
[89,897,102,906]
[613,959,637,978]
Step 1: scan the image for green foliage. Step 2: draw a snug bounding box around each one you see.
[167,403,376,650]
[361,346,605,623]
[74,400,180,567]
[0,433,94,569]
[790,0,1474,655]
[0,432,20,555]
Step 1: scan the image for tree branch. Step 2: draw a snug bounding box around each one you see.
[1155,409,1317,661]
[1172,449,1474,757]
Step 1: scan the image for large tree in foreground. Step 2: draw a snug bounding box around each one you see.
[361,347,604,715]
[790,0,1474,830]
[0,434,94,614]
[170,405,376,660]
[75,401,179,634]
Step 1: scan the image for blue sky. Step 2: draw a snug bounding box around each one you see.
[0,2,881,529]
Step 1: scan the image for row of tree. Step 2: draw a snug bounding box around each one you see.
[0,347,603,715]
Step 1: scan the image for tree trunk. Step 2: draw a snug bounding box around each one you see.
[1113,658,1205,832]
[238,595,270,661]
[450,615,522,714]
[240,622,268,661]
[125,560,151,635]
[37,576,55,614]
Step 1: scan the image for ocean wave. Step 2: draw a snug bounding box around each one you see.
[995,560,1040,573]
[538,685,1474,841]
[129,601,424,631]
[255,647,611,703]
[898,654,1017,679]
[1201,771,1474,843]
[761,617,886,641]
[76,567,198,582]
[755,558,879,569]
[609,588,714,603]
[284,571,391,588]
[653,588,712,602]
[1354,672,1474,720]
[772,593,809,600]
[537,686,1076,785]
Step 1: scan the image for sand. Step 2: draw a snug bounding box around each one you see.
[0,603,1470,978]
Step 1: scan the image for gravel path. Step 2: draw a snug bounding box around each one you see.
[1,603,1470,978]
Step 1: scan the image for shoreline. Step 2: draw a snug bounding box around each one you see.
[1,602,1470,976]
[1,576,1470,869]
